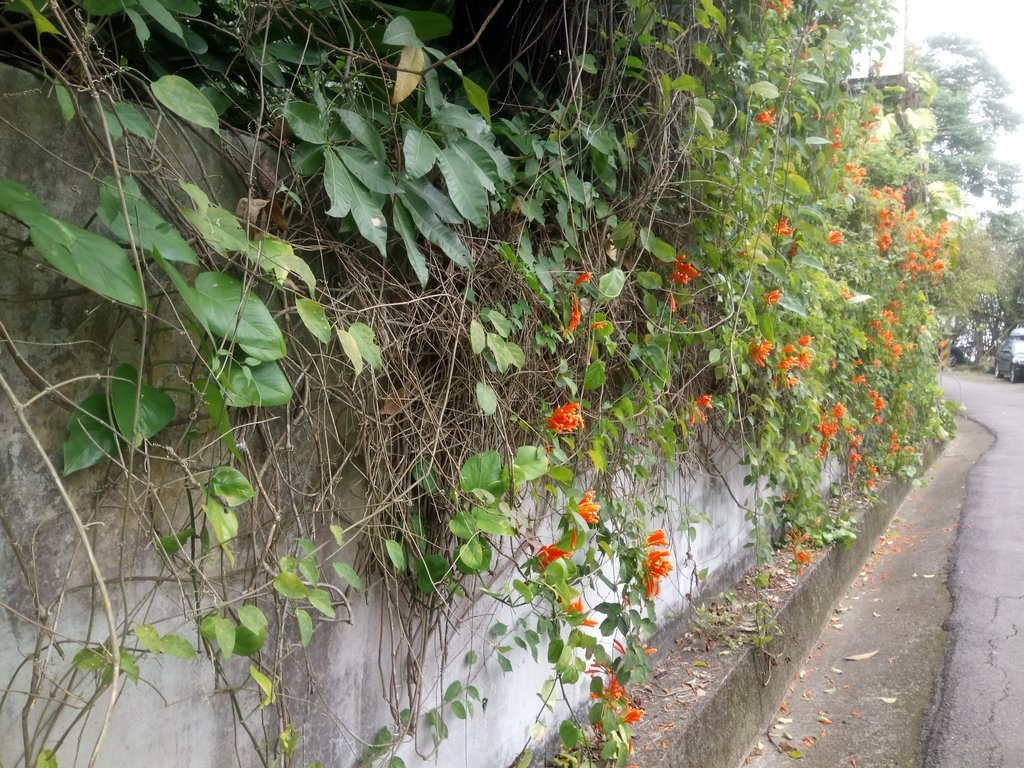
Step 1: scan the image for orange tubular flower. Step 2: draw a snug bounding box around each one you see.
[646,529,669,548]
[537,544,570,568]
[832,403,847,419]
[755,108,776,126]
[773,217,795,237]
[670,253,701,285]
[644,530,673,599]
[548,402,584,434]
[568,598,598,627]
[765,289,783,306]
[574,272,593,287]
[625,706,645,724]
[696,394,713,410]
[567,293,581,333]
[798,334,813,347]
[827,230,844,246]
[750,339,774,367]
[577,489,600,525]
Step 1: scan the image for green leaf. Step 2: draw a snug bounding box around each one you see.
[385,539,407,572]
[295,608,313,647]
[307,588,336,618]
[36,750,58,768]
[134,623,162,654]
[124,7,150,46]
[437,147,488,226]
[559,719,580,749]
[337,108,386,162]
[138,0,182,38]
[72,646,108,672]
[203,499,238,545]
[403,126,439,178]
[401,179,472,267]
[392,198,429,287]
[283,101,328,144]
[338,146,398,195]
[785,172,812,197]
[486,335,524,372]
[210,466,254,507]
[237,605,268,634]
[186,272,287,361]
[348,322,383,370]
[335,328,363,378]
[583,360,606,390]
[476,381,497,415]
[151,75,220,134]
[469,319,486,353]
[639,228,676,263]
[597,268,626,300]
[23,207,146,307]
[513,446,548,485]
[221,360,292,407]
[460,451,504,496]
[323,148,387,255]
[750,80,780,99]
[158,633,197,660]
[248,236,316,292]
[20,0,60,36]
[109,363,175,446]
[332,561,363,590]
[249,665,275,708]
[63,394,118,475]
[462,76,491,123]
[212,616,236,659]
[55,84,75,123]
[274,572,309,599]
[296,298,332,343]
[97,176,196,264]
[382,15,422,46]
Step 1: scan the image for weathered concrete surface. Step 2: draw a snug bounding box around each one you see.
[629,438,946,768]
[740,415,985,767]
[922,371,1024,767]
[0,61,774,768]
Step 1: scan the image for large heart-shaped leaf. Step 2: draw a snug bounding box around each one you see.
[64,394,119,475]
[109,363,175,446]
[221,360,292,407]
[184,272,286,361]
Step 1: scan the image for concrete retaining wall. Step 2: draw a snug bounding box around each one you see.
[0,62,767,768]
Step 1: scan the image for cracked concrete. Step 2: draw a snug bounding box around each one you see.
[923,371,1024,766]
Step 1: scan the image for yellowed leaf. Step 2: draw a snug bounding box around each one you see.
[844,649,879,661]
[392,46,426,105]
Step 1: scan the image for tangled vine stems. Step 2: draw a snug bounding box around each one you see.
[0,0,955,766]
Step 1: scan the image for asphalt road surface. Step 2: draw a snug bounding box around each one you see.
[742,368,1024,767]
[924,370,1024,767]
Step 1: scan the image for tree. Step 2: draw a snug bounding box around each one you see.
[918,34,1022,207]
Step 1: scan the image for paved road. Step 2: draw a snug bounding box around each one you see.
[924,370,1024,767]
[742,368,1024,767]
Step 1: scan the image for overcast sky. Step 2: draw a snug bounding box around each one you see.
[905,0,1024,212]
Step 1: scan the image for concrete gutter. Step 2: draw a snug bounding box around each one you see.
[631,443,943,768]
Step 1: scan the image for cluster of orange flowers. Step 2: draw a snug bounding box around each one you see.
[815,403,847,459]
[755,108,776,126]
[548,402,584,433]
[587,666,645,726]
[827,229,844,246]
[670,252,701,285]
[764,289,783,306]
[786,529,810,573]
[577,489,600,525]
[773,217,795,237]
[644,529,673,599]
[843,162,867,187]
[767,0,793,14]
[750,338,774,367]
[688,394,714,425]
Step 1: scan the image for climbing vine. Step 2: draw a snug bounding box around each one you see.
[0,0,954,766]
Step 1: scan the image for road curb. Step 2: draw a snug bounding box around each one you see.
[634,444,942,768]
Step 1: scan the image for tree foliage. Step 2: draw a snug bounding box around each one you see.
[918,34,1022,206]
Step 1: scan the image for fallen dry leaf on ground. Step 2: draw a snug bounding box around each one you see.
[844,649,879,661]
